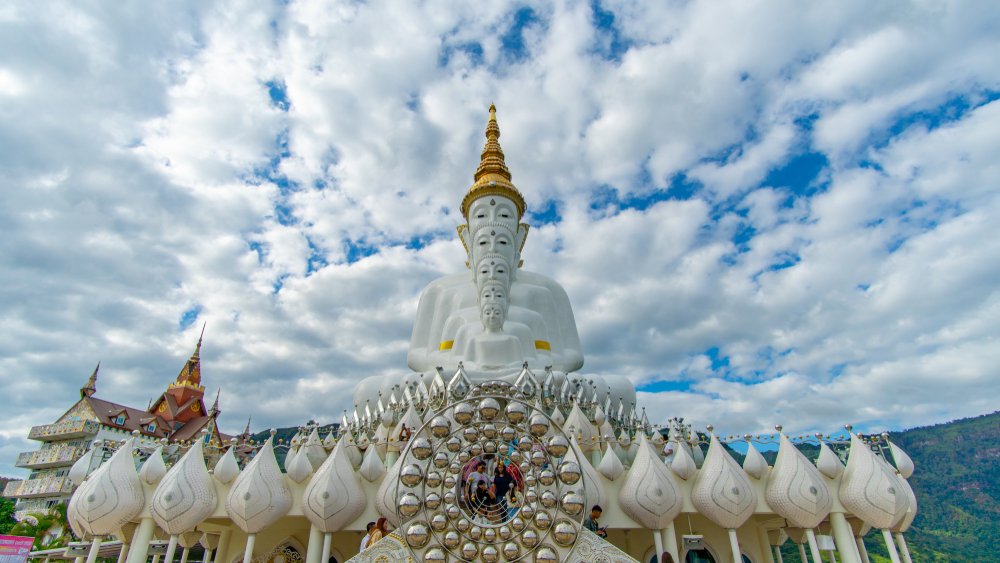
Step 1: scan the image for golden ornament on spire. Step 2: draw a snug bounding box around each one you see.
[461,104,527,219]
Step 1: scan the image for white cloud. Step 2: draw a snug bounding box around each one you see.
[1,0,999,476]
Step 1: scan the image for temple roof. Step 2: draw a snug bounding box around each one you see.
[460,104,527,220]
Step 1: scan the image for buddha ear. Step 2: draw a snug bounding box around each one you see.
[516,223,529,267]
[457,224,472,267]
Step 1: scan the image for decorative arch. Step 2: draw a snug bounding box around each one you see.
[680,544,720,563]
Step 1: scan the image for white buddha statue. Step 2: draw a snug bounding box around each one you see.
[406,105,583,377]
[352,106,635,415]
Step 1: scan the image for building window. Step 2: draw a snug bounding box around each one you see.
[115,414,126,425]
[147,423,156,433]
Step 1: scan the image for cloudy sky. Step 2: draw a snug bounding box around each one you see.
[2,0,999,475]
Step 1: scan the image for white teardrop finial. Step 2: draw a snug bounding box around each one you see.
[151,440,218,534]
[888,440,914,479]
[765,433,832,529]
[213,447,241,484]
[691,435,756,529]
[285,444,314,484]
[69,438,145,536]
[225,437,292,534]
[839,433,906,529]
[742,441,768,480]
[816,441,844,479]
[139,446,167,485]
[618,434,682,529]
[596,442,624,481]
[303,438,367,532]
[359,444,386,482]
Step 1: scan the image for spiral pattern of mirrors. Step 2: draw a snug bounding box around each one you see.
[392,381,584,562]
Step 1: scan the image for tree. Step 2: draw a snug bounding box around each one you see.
[0,496,16,534]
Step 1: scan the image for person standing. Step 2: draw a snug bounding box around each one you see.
[492,463,515,515]
[367,518,389,546]
[359,521,375,553]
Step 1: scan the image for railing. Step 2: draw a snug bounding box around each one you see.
[27,419,101,441]
[3,476,75,498]
[15,446,85,468]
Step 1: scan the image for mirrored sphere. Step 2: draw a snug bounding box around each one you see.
[431,416,451,438]
[502,542,520,560]
[535,546,558,563]
[557,461,581,485]
[461,543,478,560]
[410,437,433,460]
[425,492,441,509]
[505,402,527,424]
[521,529,539,548]
[482,423,498,439]
[502,426,518,442]
[406,522,430,547]
[478,398,500,420]
[458,451,471,464]
[525,489,538,504]
[561,492,584,516]
[470,444,483,457]
[546,436,569,457]
[540,491,557,509]
[469,526,483,540]
[424,548,446,563]
[463,427,479,443]
[520,503,536,519]
[538,469,555,486]
[443,491,456,504]
[534,511,552,529]
[498,525,512,540]
[510,517,526,532]
[444,475,456,488]
[453,403,474,425]
[531,451,546,467]
[446,437,462,453]
[456,518,471,533]
[430,513,448,531]
[518,436,534,452]
[481,545,499,563]
[483,527,497,543]
[446,504,461,519]
[524,474,538,487]
[401,464,424,487]
[552,520,577,546]
[398,493,421,517]
[426,471,442,488]
[484,441,498,454]
[434,452,449,468]
[443,531,460,549]
[529,415,549,437]
[449,462,462,475]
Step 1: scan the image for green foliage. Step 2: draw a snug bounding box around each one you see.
[7,502,72,551]
[0,496,16,534]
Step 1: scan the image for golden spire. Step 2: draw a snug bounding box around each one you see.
[461,104,527,219]
[172,325,205,389]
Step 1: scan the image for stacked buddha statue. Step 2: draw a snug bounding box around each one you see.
[353,105,634,416]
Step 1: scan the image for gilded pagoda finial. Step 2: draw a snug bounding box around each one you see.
[211,388,221,415]
[461,104,526,219]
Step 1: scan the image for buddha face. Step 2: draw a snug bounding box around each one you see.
[468,196,519,231]
[475,254,512,289]
[479,282,508,333]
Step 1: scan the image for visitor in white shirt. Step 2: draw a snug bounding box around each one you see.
[359,521,375,553]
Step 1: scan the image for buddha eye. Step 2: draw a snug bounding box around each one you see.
[477,214,485,218]
[501,213,509,218]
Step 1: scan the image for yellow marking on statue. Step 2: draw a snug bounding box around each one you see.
[439,340,455,350]
[534,340,551,351]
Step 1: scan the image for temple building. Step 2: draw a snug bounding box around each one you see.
[54,107,920,563]
[5,334,230,521]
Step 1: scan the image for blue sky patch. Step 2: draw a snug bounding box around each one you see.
[589,0,631,62]
[636,379,693,393]
[530,199,562,225]
[178,304,202,330]
[500,7,541,63]
[345,238,380,264]
[265,79,290,111]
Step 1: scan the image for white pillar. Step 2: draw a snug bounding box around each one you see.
[855,535,870,563]
[305,526,323,563]
[74,556,84,563]
[661,524,679,563]
[179,547,190,563]
[797,542,808,563]
[772,546,783,563]
[85,537,103,563]
[214,530,232,563]
[756,528,774,563]
[829,513,861,563]
[894,533,911,563]
[805,530,822,563]
[117,543,129,563]
[242,534,256,563]
[728,529,742,563]
[125,518,156,563]
[879,530,900,563]
[152,556,161,563]
[652,530,664,563]
[163,536,179,563]
[202,549,213,563]
[320,534,332,563]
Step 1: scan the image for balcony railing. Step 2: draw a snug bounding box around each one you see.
[15,446,85,469]
[27,419,101,441]
[3,476,75,499]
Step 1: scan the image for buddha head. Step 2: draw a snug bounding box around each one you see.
[475,253,512,289]
[479,280,508,333]
[459,106,530,275]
